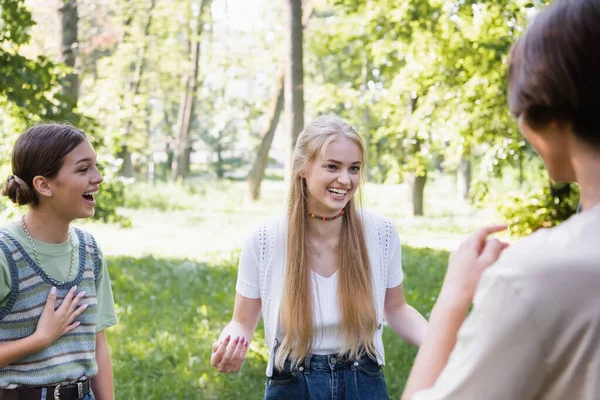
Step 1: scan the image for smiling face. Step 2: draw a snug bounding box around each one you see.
[301,136,363,216]
[44,139,104,221]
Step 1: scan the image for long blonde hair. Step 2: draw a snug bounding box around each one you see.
[275,116,377,369]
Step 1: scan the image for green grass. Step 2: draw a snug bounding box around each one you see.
[107,246,448,399]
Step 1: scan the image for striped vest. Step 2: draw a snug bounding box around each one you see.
[0,228,100,388]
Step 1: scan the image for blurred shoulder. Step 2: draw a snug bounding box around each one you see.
[484,206,600,300]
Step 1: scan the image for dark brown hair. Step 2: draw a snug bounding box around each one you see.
[2,124,87,206]
[508,0,600,144]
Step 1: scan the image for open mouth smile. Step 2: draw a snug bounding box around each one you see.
[82,190,98,204]
[327,187,349,199]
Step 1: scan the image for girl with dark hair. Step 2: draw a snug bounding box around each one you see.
[211,116,428,399]
[403,0,600,398]
[0,124,117,400]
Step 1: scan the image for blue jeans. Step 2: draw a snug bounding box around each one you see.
[264,353,389,400]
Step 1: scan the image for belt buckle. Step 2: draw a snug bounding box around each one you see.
[53,382,62,400]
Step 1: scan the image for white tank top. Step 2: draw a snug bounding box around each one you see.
[309,270,342,355]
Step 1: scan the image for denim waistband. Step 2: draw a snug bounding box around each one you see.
[305,353,368,371]
[278,351,375,374]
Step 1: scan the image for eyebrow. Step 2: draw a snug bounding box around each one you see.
[74,157,95,165]
[325,159,362,165]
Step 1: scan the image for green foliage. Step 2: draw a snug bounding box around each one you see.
[498,183,580,237]
[107,245,448,398]
[306,0,548,196]
[0,0,76,125]
[0,197,19,222]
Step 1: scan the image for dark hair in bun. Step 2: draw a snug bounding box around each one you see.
[1,124,87,206]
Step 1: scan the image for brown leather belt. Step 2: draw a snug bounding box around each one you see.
[0,379,90,400]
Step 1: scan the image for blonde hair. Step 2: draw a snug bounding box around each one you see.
[275,116,377,369]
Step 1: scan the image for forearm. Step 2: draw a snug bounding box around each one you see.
[385,304,428,346]
[219,293,261,343]
[401,298,469,400]
[92,331,114,400]
[0,333,48,368]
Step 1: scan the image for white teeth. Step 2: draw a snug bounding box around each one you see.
[328,188,348,195]
[83,191,98,196]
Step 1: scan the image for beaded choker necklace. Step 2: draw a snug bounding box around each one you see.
[307,209,345,221]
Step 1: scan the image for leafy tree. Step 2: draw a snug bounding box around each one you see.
[307,0,543,215]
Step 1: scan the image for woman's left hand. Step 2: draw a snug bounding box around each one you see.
[439,225,509,307]
[211,335,249,374]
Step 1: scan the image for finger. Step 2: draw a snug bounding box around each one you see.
[212,341,220,353]
[478,238,505,266]
[232,337,246,362]
[221,336,241,366]
[67,291,85,314]
[68,303,89,323]
[211,335,231,366]
[44,287,58,311]
[474,225,508,241]
[58,286,77,311]
[239,338,250,361]
[467,225,508,251]
[62,320,81,335]
[230,337,246,371]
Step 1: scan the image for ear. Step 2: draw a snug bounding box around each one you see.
[32,176,53,198]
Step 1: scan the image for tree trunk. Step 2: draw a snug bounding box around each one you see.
[247,70,285,200]
[172,0,212,181]
[216,145,224,179]
[457,156,471,201]
[119,0,157,177]
[361,44,371,181]
[120,145,134,177]
[518,148,524,187]
[247,4,312,200]
[283,0,305,185]
[408,172,427,216]
[406,93,426,216]
[58,0,79,107]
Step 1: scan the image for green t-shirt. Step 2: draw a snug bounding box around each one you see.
[0,221,118,332]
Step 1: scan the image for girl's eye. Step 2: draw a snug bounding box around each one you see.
[79,167,89,173]
[326,164,338,170]
[350,166,360,172]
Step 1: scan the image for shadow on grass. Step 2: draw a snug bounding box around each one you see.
[107,246,448,399]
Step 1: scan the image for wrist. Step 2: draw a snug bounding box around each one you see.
[431,291,471,321]
[30,331,52,351]
[437,286,473,309]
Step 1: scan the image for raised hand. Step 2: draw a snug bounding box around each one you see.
[34,286,88,348]
[440,225,509,305]
[211,334,250,374]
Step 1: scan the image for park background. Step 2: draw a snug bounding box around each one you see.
[0,0,579,398]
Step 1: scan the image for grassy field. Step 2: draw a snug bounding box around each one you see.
[107,246,448,399]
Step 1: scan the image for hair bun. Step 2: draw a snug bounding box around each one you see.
[2,175,36,206]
